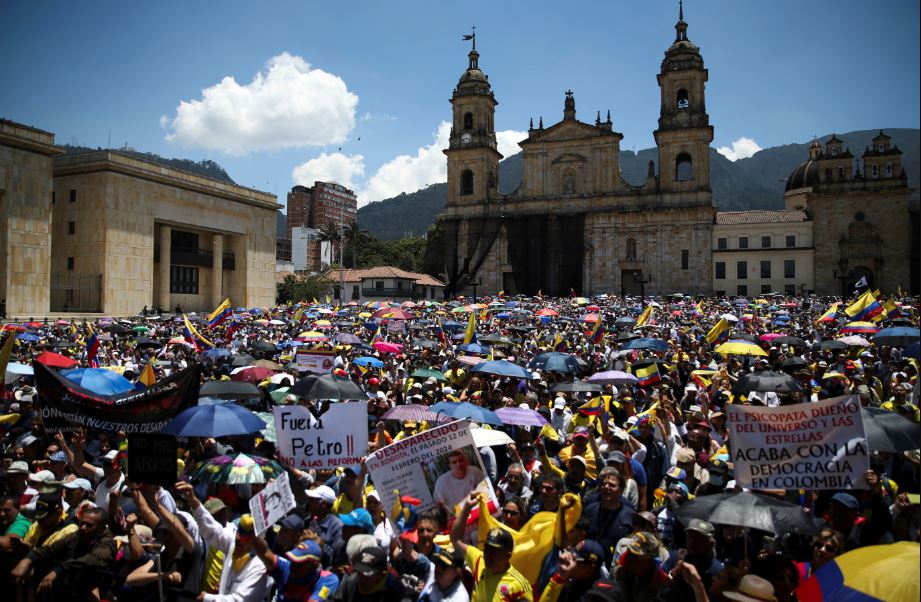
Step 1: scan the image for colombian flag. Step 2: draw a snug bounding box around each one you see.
[692,300,704,320]
[463,313,477,345]
[371,325,382,346]
[225,317,241,341]
[635,363,661,387]
[183,314,214,350]
[815,302,840,324]
[588,319,604,344]
[553,333,568,352]
[636,305,653,327]
[705,318,731,345]
[875,297,901,322]
[436,316,446,344]
[207,298,233,328]
[85,323,101,368]
[844,290,883,321]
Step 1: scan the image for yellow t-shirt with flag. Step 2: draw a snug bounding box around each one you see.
[465,545,533,602]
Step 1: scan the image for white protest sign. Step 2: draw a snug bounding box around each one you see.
[365,419,497,523]
[387,320,406,334]
[249,472,296,536]
[296,351,336,374]
[275,402,368,469]
[728,395,870,490]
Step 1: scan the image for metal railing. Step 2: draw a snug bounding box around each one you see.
[50,272,101,312]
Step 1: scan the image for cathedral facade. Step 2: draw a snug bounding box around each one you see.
[438,10,716,298]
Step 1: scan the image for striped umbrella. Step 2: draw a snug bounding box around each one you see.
[839,321,879,335]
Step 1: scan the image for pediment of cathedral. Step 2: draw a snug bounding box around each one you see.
[520,119,616,145]
[550,152,587,165]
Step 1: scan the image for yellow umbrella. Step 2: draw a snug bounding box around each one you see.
[358,312,372,318]
[715,341,768,356]
[102,365,127,374]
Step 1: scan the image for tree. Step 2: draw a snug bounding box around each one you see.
[343,220,372,268]
[276,273,332,305]
[317,221,342,267]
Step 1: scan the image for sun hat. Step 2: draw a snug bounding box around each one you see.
[723,575,777,602]
[339,508,374,533]
[7,460,30,474]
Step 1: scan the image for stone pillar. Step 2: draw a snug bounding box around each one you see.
[212,233,224,307]
[159,224,171,311]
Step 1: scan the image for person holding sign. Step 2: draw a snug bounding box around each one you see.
[432,449,485,512]
[248,536,340,602]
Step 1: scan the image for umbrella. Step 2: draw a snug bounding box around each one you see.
[796,541,919,602]
[34,351,78,368]
[188,453,283,485]
[354,356,384,368]
[373,341,403,354]
[675,490,816,535]
[230,366,276,383]
[731,333,760,343]
[250,359,284,370]
[456,342,491,355]
[588,370,638,385]
[162,403,266,437]
[861,406,921,453]
[410,368,448,383]
[62,368,137,395]
[715,340,768,357]
[496,407,549,427]
[372,307,414,320]
[839,321,879,335]
[16,333,40,342]
[430,401,502,425]
[199,380,263,400]
[773,335,807,346]
[288,373,367,400]
[552,381,603,394]
[479,333,515,345]
[131,336,162,350]
[536,308,559,317]
[471,360,530,379]
[231,354,257,367]
[471,427,514,448]
[252,341,279,353]
[381,404,450,424]
[780,357,807,371]
[732,371,805,394]
[333,332,363,345]
[836,335,871,347]
[528,352,582,374]
[101,323,132,334]
[873,326,920,347]
[410,338,439,350]
[819,340,848,351]
[614,316,636,326]
[904,341,920,359]
[256,412,277,443]
[623,338,670,352]
[5,362,34,376]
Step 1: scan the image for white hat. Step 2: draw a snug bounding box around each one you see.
[305,485,336,504]
[518,402,531,409]
[103,450,119,461]
[62,478,93,492]
[366,489,381,502]
[553,397,567,409]
[442,387,455,395]
[723,575,776,602]
[411,382,423,389]
[7,460,30,474]
[29,470,61,492]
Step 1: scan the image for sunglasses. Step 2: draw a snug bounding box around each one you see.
[812,541,838,553]
[502,508,521,516]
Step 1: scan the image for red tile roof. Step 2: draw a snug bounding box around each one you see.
[715,210,809,225]
[325,267,444,286]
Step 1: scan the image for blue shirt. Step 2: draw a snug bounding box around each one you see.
[272,556,340,602]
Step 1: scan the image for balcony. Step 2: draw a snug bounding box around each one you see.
[154,245,235,270]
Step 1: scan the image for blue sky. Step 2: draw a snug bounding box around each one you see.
[2,1,918,208]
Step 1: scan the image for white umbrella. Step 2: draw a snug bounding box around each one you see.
[269,319,285,325]
[720,313,740,323]
[471,427,514,448]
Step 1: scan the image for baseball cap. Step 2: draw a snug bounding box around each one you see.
[49,451,67,463]
[573,426,590,439]
[625,531,662,559]
[667,481,689,497]
[485,527,514,550]
[568,456,587,469]
[432,548,465,568]
[7,460,30,474]
[305,485,336,504]
[553,397,567,409]
[354,546,388,574]
[279,513,306,532]
[204,497,228,515]
[830,492,859,511]
[368,377,380,385]
[665,467,687,482]
[706,459,730,475]
[339,508,374,533]
[29,470,62,492]
[574,539,605,564]
[605,451,627,465]
[103,450,119,461]
[115,524,154,544]
[632,511,658,528]
[286,540,322,563]
[685,519,715,537]
[610,427,629,441]
[21,435,40,447]
[62,478,93,492]
[584,579,622,602]
[33,493,62,519]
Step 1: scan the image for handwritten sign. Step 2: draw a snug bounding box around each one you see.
[728,395,870,490]
[274,402,368,469]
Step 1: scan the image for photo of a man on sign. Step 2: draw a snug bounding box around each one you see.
[430,446,487,511]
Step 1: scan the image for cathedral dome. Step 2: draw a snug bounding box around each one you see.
[459,67,487,85]
[784,160,819,192]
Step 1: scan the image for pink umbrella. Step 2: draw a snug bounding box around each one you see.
[760,333,785,342]
[581,313,600,322]
[381,404,451,424]
[588,370,638,385]
[456,355,486,366]
[373,307,414,320]
[373,341,403,354]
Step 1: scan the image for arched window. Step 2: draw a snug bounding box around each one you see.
[675,153,693,181]
[626,238,637,260]
[837,167,846,179]
[676,89,689,109]
[885,163,893,177]
[463,112,473,130]
[871,165,879,178]
[460,170,474,196]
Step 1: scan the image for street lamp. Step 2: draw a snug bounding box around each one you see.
[470,277,483,305]
[832,258,851,299]
[633,272,652,305]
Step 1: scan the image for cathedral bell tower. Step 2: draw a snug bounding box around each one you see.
[444,35,502,208]
[653,1,714,193]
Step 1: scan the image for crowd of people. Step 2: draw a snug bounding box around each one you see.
[0,290,918,602]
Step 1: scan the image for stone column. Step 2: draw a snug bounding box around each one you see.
[212,233,224,307]
[159,224,171,311]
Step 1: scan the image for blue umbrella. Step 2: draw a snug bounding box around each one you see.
[162,402,266,437]
[528,352,581,374]
[62,368,137,395]
[495,312,511,319]
[203,348,232,360]
[441,321,465,332]
[457,342,491,355]
[904,341,920,359]
[623,338,670,352]
[470,359,530,379]
[505,301,520,307]
[16,333,41,342]
[354,356,384,368]
[873,327,920,347]
[430,401,502,425]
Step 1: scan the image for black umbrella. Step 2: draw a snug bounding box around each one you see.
[819,340,848,351]
[252,341,279,354]
[411,338,439,350]
[732,333,759,343]
[479,333,515,346]
[529,352,582,374]
[773,336,806,346]
[133,337,163,350]
[231,354,256,367]
[101,323,132,335]
[288,373,367,400]
[615,331,641,342]
[861,406,921,453]
[779,357,807,371]
[732,370,804,394]
[199,380,263,400]
[552,381,603,393]
[675,490,817,536]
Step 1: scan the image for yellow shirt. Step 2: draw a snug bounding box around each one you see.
[332,492,365,515]
[557,444,598,479]
[465,545,533,602]
[22,514,78,549]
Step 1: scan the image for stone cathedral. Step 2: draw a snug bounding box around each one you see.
[436,9,718,298]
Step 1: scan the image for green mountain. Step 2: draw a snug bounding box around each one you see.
[358,128,919,240]
[58,144,235,184]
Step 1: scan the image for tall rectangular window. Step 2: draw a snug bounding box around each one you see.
[738,236,749,249]
[67,257,74,271]
[717,237,727,250]
[761,236,771,248]
[761,284,772,294]
[786,235,796,248]
[715,262,726,280]
[737,261,747,279]
[784,260,796,278]
[785,284,796,295]
[681,250,689,270]
[760,260,771,278]
[69,189,76,203]
[67,221,75,235]
[737,285,748,296]
[170,266,199,294]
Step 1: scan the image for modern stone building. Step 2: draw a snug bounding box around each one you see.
[0,120,62,317]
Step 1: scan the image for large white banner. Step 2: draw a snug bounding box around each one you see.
[365,419,497,522]
[728,395,870,490]
[249,472,296,536]
[275,403,368,469]
[296,351,336,374]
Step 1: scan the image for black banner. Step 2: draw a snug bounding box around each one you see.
[128,434,178,486]
[34,361,201,434]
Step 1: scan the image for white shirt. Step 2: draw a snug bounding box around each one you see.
[433,467,486,510]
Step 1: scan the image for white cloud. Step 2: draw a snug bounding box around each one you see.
[497,129,528,158]
[162,52,358,154]
[717,136,763,161]
[292,152,365,189]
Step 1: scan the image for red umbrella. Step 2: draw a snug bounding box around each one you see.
[373,341,403,354]
[2,324,26,332]
[230,366,277,383]
[24,322,43,328]
[586,305,601,311]
[581,313,600,322]
[536,308,559,317]
[34,351,78,368]
[372,307,413,320]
